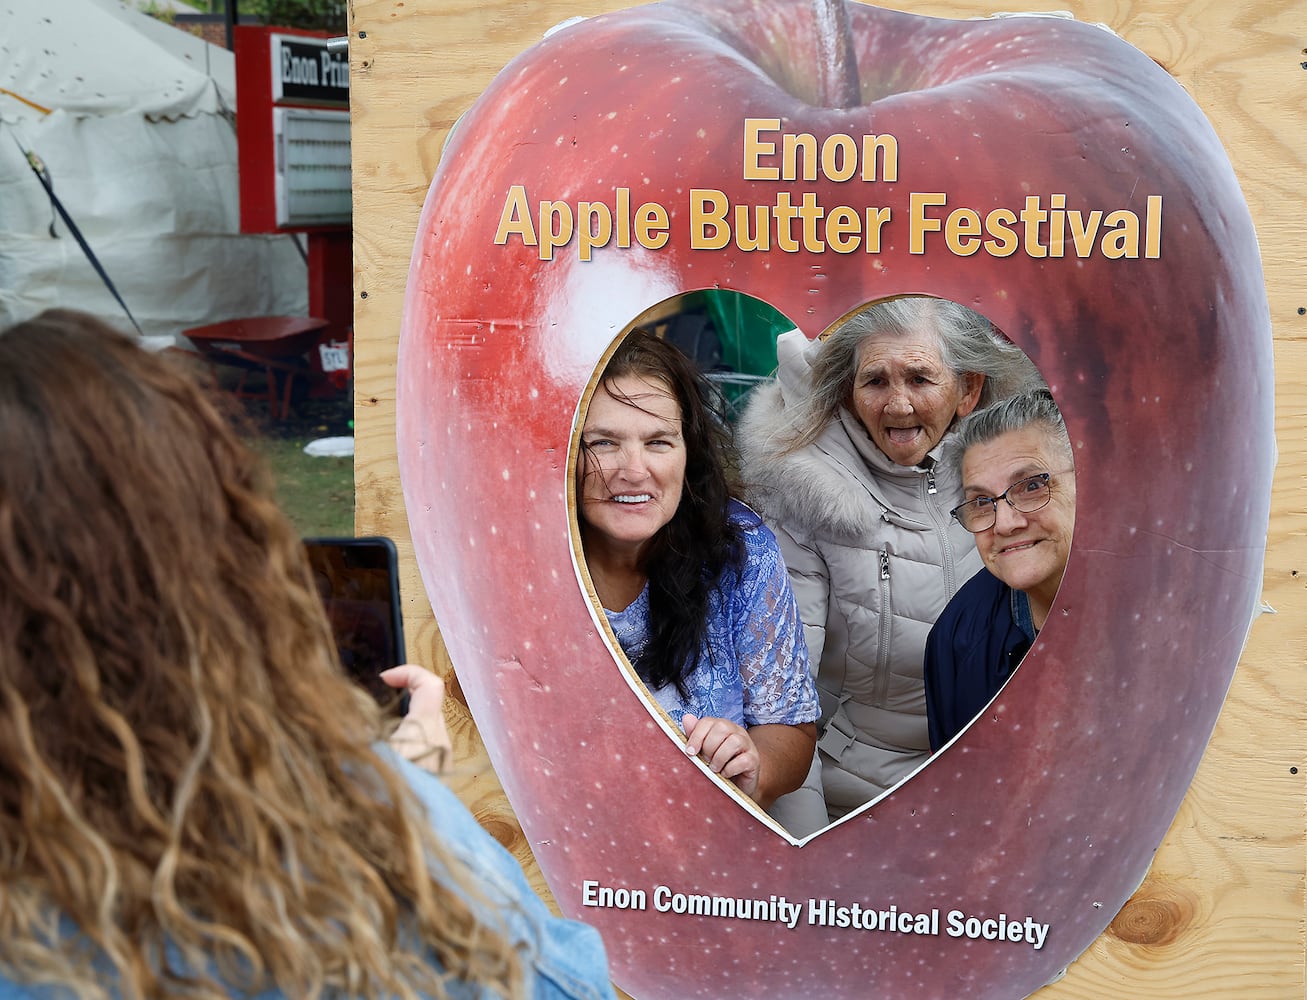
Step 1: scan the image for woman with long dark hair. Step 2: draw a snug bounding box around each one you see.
[0,310,613,999]
[576,330,818,814]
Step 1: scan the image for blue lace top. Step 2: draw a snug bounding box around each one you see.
[605,502,818,730]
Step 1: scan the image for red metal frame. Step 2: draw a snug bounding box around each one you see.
[184,315,331,420]
[234,27,353,347]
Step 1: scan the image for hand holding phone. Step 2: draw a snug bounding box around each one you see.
[382,664,452,773]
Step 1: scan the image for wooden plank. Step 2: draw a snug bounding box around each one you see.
[350,1,1307,995]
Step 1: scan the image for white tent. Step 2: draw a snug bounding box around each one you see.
[0,0,308,343]
[92,0,238,112]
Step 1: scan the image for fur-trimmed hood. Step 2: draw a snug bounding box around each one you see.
[737,329,958,546]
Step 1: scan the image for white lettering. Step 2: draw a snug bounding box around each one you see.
[280,48,320,86]
[946,909,1050,950]
[319,50,349,88]
[581,880,646,910]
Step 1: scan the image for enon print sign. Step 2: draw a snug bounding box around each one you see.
[272,34,349,106]
[235,27,351,231]
[394,2,1275,997]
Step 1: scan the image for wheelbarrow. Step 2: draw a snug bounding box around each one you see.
[183,315,332,420]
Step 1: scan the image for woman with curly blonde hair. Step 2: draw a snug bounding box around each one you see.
[0,311,613,1000]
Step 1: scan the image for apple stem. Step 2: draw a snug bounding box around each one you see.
[812,0,861,108]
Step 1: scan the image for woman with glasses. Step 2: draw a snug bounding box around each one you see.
[924,389,1077,750]
[737,297,1039,830]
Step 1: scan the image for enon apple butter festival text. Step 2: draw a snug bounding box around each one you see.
[493,118,1162,264]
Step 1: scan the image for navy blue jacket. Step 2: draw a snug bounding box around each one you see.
[924,568,1032,751]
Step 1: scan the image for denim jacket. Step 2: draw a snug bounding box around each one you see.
[394,752,616,1000]
[0,750,615,1000]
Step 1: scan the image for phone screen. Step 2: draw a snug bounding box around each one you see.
[304,536,407,710]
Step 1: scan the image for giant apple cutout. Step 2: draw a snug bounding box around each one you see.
[397,2,1274,997]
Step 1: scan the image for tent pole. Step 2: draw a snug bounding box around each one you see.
[224,0,238,51]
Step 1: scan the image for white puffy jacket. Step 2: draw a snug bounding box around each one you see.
[737,330,981,824]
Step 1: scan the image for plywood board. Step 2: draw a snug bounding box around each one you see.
[350,1,1306,996]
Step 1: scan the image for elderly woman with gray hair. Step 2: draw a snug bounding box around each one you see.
[737,296,1039,832]
[925,389,1076,751]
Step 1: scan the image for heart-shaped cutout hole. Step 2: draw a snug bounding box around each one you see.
[568,290,1049,844]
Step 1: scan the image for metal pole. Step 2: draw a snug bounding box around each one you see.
[224,0,238,51]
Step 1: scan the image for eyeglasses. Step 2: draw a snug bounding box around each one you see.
[950,472,1065,533]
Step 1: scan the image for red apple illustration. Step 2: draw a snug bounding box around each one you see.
[397,2,1273,997]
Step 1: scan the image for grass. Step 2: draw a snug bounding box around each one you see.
[250,435,355,538]
[215,366,356,538]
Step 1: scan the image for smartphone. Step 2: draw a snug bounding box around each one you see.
[304,536,408,712]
